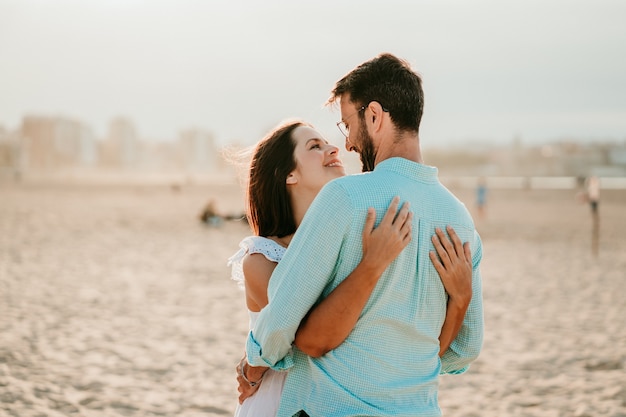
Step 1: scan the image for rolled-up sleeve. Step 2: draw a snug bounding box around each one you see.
[246,181,352,370]
[440,230,484,374]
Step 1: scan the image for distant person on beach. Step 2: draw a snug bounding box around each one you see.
[199,199,223,227]
[585,175,601,256]
[229,120,474,417]
[200,199,248,226]
[241,54,484,416]
[585,175,600,215]
[476,176,488,219]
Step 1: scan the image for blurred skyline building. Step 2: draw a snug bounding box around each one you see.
[0,113,624,184]
[101,117,139,169]
[18,115,96,171]
[179,128,219,172]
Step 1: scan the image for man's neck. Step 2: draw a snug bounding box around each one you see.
[374,132,423,166]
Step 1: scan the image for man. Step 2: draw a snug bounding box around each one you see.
[244,53,484,416]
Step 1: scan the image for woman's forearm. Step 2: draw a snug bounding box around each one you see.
[429,226,473,357]
[438,297,471,357]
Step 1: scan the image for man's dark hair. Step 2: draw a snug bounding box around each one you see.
[328,53,425,133]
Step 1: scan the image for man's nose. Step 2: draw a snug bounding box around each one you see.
[345,137,355,152]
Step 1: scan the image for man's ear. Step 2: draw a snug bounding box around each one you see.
[368,101,385,133]
[286,173,298,185]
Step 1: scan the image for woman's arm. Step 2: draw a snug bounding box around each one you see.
[242,252,277,312]
[429,225,473,357]
[235,252,277,403]
[294,197,412,357]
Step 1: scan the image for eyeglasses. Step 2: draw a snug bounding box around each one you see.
[336,106,366,138]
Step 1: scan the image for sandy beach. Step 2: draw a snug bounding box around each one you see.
[1,181,625,417]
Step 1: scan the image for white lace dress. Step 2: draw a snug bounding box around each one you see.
[228,236,287,417]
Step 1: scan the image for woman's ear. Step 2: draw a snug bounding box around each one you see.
[286,172,298,185]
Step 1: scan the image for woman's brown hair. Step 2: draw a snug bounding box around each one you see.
[247,120,306,237]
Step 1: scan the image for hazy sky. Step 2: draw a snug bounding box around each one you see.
[1,0,625,148]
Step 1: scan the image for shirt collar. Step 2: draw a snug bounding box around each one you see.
[374,157,439,184]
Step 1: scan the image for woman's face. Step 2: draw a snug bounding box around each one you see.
[287,126,346,194]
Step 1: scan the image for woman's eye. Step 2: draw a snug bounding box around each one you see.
[310,144,321,149]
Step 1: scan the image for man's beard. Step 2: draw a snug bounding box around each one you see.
[357,118,376,172]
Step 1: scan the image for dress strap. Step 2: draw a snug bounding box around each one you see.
[227,236,287,288]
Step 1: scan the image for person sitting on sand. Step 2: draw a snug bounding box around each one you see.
[199,199,223,227]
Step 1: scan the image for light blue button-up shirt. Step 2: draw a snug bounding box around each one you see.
[246,158,484,417]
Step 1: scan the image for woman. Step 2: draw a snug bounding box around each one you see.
[228,120,472,417]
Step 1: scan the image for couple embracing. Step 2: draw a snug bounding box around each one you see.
[228,53,484,417]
